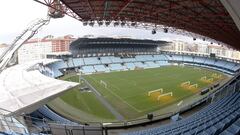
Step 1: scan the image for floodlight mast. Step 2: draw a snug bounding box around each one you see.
[0,0,65,73]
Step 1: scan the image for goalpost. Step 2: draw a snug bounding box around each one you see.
[200,76,207,81]
[207,78,214,82]
[212,73,222,79]
[100,80,107,88]
[189,84,198,89]
[181,81,190,87]
[148,88,163,96]
[157,92,173,100]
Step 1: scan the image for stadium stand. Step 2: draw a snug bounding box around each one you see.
[172,55,183,61]
[109,63,125,71]
[134,62,147,68]
[183,55,194,63]
[37,106,73,124]
[156,60,169,66]
[72,58,84,67]
[81,66,96,74]
[67,58,75,68]
[122,58,137,62]
[215,60,227,68]
[204,58,216,66]
[100,57,112,64]
[145,61,159,68]
[125,62,136,70]
[83,57,101,65]
[194,56,206,64]
[51,54,240,75]
[135,55,153,61]
[94,65,109,72]
[109,56,123,63]
[124,92,240,135]
[153,54,167,61]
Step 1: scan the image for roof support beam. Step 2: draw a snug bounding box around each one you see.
[86,0,96,18]
[220,0,240,31]
[112,0,134,20]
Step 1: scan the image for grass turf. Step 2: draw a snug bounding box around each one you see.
[48,75,116,122]
[83,66,226,119]
[49,65,227,121]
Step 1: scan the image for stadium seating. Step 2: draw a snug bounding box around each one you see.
[122,58,137,62]
[47,60,67,77]
[110,56,123,63]
[224,62,236,71]
[83,57,101,65]
[220,118,240,135]
[204,58,216,65]
[81,66,95,74]
[124,92,240,135]
[109,64,125,71]
[125,63,136,70]
[156,60,169,66]
[37,106,73,123]
[165,54,173,61]
[215,60,227,68]
[94,65,109,72]
[145,61,159,68]
[194,56,206,64]
[232,64,240,72]
[135,55,153,61]
[172,55,183,61]
[153,55,167,61]
[67,58,75,68]
[183,55,194,63]
[100,57,112,64]
[61,54,240,75]
[72,58,84,67]
[134,62,148,68]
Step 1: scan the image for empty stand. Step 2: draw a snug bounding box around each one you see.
[124,92,240,135]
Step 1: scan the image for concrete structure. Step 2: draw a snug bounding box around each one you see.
[18,35,75,63]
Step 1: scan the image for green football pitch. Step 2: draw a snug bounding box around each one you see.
[48,65,227,122]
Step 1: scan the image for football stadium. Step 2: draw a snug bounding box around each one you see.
[0,0,240,135]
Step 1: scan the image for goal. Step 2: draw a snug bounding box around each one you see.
[211,73,222,79]
[157,92,173,101]
[100,80,107,88]
[148,89,163,96]
[180,81,190,87]
[189,84,198,89]
[200,76,207,81]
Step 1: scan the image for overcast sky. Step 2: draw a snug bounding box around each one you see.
[0,0,212,45]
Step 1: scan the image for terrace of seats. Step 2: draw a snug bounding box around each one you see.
[47,54,240,76]
[124,92,240,135]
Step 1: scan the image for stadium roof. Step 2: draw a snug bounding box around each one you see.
[35,0,240,49]
[0,59,78,115]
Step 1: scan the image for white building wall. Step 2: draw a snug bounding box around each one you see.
[18,41,52,63]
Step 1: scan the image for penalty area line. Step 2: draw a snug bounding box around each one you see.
[88,76,142,113]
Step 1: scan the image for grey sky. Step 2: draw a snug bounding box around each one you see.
[0,0,212,45]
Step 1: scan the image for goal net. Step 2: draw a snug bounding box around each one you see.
[180,81,190,87]
[200,76,214,83]
[211,73,222,79]
[157,92,173,101]
[148,89,163,96]
[200,76,207,81]
[189,84,198,89]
